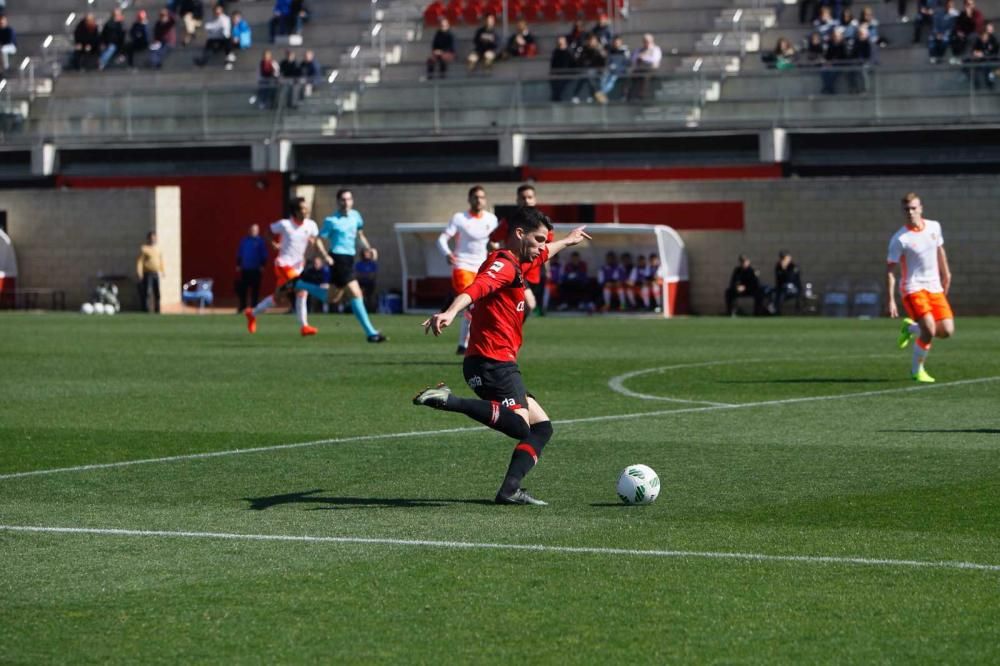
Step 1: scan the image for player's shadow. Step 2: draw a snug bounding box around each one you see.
[718,378,889,384]
[877,428,1000,434]
[244,489,494,511]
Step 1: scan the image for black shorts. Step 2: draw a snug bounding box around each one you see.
[463,355,530,411]
[330,254,355,288]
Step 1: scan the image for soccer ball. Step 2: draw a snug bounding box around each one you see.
[616,464,660,505]
[80,303,95,315]
[92,303,106,314]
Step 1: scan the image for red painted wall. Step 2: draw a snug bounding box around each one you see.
[56,174,285,308]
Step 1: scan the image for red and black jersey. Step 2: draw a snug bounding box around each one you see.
[462,247,549,362]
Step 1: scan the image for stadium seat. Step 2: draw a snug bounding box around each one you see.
[541,0,563,22]
[182,278,214,312]
[851,280,882,318]
[821,278,850,318]
[424,2,445,26]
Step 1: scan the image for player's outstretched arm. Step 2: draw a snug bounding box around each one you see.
[886,263,898,318]
[423,293,473,336]
[546,226,592,258]
[938,246,952,295]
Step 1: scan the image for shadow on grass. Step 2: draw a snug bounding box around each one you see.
[364,361,464,367]
[878,428,1000,434]
[244,489,494,510]
[718,378,890,384]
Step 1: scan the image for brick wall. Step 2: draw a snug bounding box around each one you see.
[314,176,999,315]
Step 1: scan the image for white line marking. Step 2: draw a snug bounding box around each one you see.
[2,525,998,573]
[2,376,998,481]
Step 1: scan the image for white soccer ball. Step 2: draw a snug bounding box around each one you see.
[81,303,95,315]
[616,464,660,505]
[92,303,106,314]
[104,305,116,316]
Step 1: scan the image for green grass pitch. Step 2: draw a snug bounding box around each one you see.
[1,312,999,663]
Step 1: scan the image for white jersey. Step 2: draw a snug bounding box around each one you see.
[270,217,319,272]
[887,218,944,294]
[437,210,499,272]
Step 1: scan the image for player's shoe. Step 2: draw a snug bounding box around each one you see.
[300,325,318,337]
[494,488,548,506]
[412,383,451,408]
[367,333,387,343]
[912,368,936,383]
[244,308,257,334]
[897,317,916,349]
[455,345,466,356]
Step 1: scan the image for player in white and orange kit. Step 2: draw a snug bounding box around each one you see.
[886,192,954,383]
[244,197,331,337]
[437,185,498,354]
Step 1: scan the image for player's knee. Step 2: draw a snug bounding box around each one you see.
[528,420,553,454]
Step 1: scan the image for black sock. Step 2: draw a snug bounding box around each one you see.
[499,421,553,497]
[442,394,530,441]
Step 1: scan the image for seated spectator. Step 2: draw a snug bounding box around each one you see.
[149,9,176,69]
[859,6,887,47]
[764,37,798,69]
[840,8,859,42]
[952,0,985,61]
[801,31,826,66]
[813,6,838,41]
[913,0,936,44]
[570,33,607,104]
[467,13,498,73]
[929,0,959,63]
[966,21,998,89]
[620,252,637,309]
[99,9,126,70]
[550,35,575,101]
[725,254,766,316]
[559,251,591,310]
[598,251,627,312]
[231,11,252,52]
[257,49,279,109]
[195,5,234,68]
[774,250,802,315]
[626,33,662,101]
[426,18,455,79]
[566,19,587,51]
[820,28,850,94]
[0,15,16,74]
[591,13,613,49]
[355,247,378,313]
[125,10,151,68]
[601,36,631,98]
[72,14,101,71]
[504,19,537,59]
[177,0,203,47]
[279,49,302,107]
[300,49,321,95]
[290,0,310,36]
[270,0,292,43]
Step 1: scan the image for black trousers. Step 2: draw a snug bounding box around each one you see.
[139,273,161,313]
[236,268,262,311]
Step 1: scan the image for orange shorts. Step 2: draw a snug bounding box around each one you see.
[903,290,954,322]
[452,269,476,294]
[274,263,301,288]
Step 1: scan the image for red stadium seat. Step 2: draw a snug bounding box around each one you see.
[424,1,445,26]
[522,0,542,20]
[463,1,483,24]
[541,0,562,22]
[445,0,464,23]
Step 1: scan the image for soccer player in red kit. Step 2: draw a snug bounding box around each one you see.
[413,207,591,505]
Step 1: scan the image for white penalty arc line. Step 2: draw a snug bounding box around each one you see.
[1,375,998,482]
[2,525,998,573]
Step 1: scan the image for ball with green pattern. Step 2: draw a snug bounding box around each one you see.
[616,464,660,505]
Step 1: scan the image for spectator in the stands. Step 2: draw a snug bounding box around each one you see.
[859,6,886,47]
[601,35,631,97]
[270,0,292,43]
[821,27,852,93]
[967,21,998,88]
[953,0,985,60]
[504,19,537,59]
[913,0,936,44]
[802,31,826,65]
[125,10,151,68]
[0,15,17,74]
[257,49,279,108]
[195,4,233,68]
[799,0,819,24]
[300,49,320,95]
[549,35,575,101]
[279,49,301,107]
[813,6,838,40]
[570,33,607,104]
[591,13,613,49]
[426,17,455,79]
[290,0,310,36]
[467,13,498,73]
[764,36,798,69]
[773,250,802,315]
[72,14,101,71]
[627,33,662,101]
[566,19,587,51]
[177,0,203,47]
[725,254,765,316]
[98,9,126,70]
[149,9,176,69]
[847,24,874,91]
[929,0,959,62]
[231,11,252,52]
[839,7,859,41]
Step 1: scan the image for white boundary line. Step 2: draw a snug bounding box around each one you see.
[2,525,998,573]
[1,376,998,481]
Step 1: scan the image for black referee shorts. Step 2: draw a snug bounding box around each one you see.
[463,355,530,411]
[330,254,355,288]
